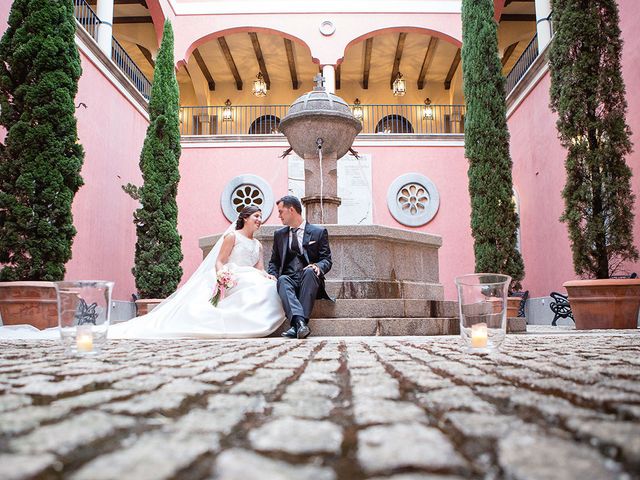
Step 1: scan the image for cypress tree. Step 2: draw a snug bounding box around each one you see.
[0,0,84,281]
[461,0,525,289]
[549,0,637,278]
[124,21,183,298]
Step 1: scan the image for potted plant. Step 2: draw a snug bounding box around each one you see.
[0,0,84,329]
[123,21,183,313]
[549,0,639,329]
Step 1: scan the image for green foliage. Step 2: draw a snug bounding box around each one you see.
[549,0,637,278]
[0,0,84,281]
[461,0,525,290]
[124,21,183,298]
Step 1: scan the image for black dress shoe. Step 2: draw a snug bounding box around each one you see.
[281,326,297,339]
[295,319,310,339]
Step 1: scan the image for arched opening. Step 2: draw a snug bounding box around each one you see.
[180,30,317,107]
[248,115,281,135]
[375,115,414,134]
[336,28,465,134]
[179,29,317,135]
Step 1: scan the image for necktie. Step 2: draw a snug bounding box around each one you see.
[291,228,301,254]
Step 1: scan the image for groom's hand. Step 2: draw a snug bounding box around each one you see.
[305,264,320,276]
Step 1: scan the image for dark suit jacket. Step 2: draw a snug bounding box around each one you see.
[267,223,332,300]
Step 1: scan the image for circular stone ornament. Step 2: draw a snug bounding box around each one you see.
[387,173,440,227]
[221,174,274,222]
[319,20,336,36]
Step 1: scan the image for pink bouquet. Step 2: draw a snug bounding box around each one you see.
[210,267,237,306]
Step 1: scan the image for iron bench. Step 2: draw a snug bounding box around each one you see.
[550,291,573,326]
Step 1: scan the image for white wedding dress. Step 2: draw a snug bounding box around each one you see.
[0,230,286,339]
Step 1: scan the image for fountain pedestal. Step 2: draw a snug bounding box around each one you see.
[301,153,340,224]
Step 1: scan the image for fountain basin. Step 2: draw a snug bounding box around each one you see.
[279,89,361,159]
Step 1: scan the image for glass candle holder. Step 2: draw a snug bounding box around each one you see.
[55,281,114,356]
[455,273,511,354]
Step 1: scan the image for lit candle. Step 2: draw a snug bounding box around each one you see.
[471,323,488,348]
[76,325,94,353]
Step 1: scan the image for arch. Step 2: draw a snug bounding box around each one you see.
[341,26,462,62]
[178,27,317,71]
[143,0,167,44]
[375,115,414,134]
[248,115,281,135]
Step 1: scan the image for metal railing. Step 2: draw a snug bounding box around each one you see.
[179,104,466,136]
[504,13,554,95]
[74,0,151,100]
[111,38,152,99]
[505,34,539,95]
[353,104,465,135]
[181,105,287,136]
[73,0,100,42]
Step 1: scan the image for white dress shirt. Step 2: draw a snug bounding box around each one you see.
[289,221,306,252]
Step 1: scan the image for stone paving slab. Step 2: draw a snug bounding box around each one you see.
[0,333,639,479]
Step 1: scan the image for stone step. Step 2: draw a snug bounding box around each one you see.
[271,317,527,337]
[312,299,458,319]
[324,280,444,300]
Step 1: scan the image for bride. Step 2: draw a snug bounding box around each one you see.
[0,205,286,339]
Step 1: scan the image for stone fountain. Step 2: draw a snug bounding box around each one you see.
[200,76,526,336]
[278,75,362,224]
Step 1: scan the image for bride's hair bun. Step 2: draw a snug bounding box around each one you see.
[235,205,261,230]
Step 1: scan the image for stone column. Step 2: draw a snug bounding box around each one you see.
[302,152,340,224]
[322,65,336,94]
[534,0,553,52]
[96,0,114,57]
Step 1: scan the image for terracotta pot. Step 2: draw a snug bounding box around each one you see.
[135,299,163,316]
[563,279,640,330]
[0,281,58,330]
[507,297,521,318]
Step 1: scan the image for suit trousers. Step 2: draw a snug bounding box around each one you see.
[277,268,320,324]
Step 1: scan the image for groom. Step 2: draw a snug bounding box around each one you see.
[268,195,332,339]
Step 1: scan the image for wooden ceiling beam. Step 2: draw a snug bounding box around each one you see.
[114,0,148,5]
[389,32,407,89]
[362,37,373,89]
[284,38,299,90]
[248,32,271,89]
[504,0,535,5]
[500,14,537,21]
[501,41,519,66]
[136,44,154,69]
[217,36,243,90]
[444,48,461,90]
[417,37,438,90]
[193,48,215,91]
[113,16,153,24]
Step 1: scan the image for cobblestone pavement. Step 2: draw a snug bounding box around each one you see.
[1,332,639,480]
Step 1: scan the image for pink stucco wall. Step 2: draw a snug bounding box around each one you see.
[63,51,148,300]
[508,72,574,298]
[507,0,640,297]
[0,1,9,34]
[178,144,473,300]
[177,146,290,283]
[619,0,640,277]
[367,145,474,300]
